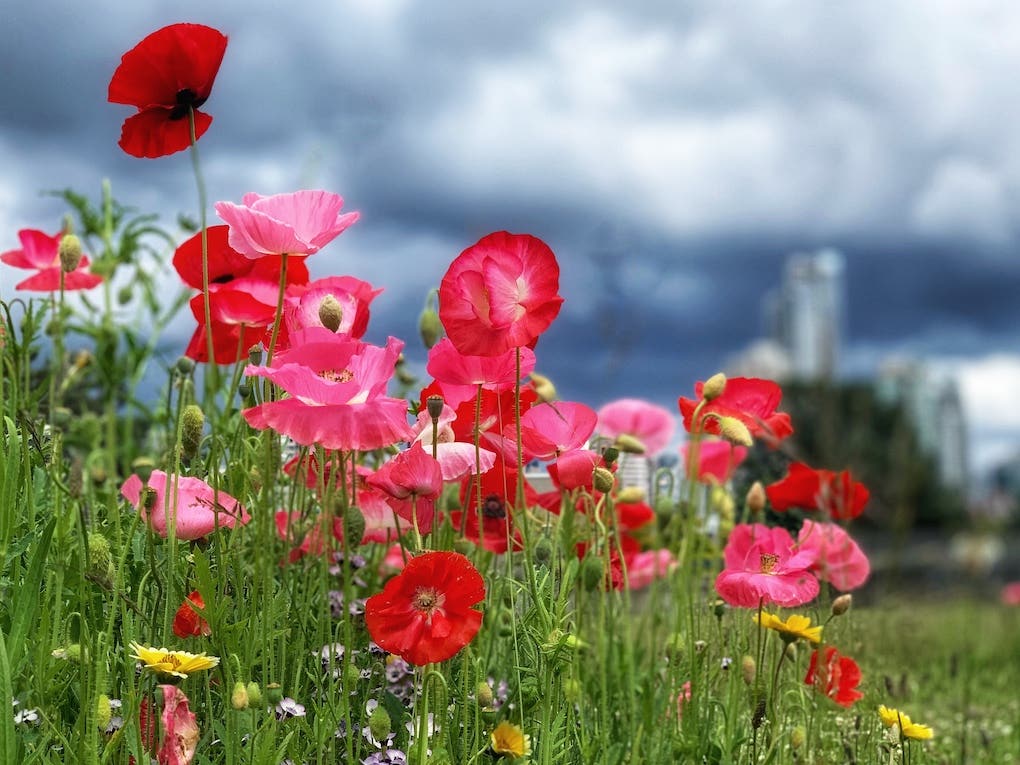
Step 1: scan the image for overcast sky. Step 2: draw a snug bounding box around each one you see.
[3,0,1020,478]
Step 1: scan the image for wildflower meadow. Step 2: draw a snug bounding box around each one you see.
[3,21,1020,765]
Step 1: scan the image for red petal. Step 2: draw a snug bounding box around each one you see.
[118,108,211,159]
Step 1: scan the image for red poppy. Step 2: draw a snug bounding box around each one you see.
[678,377,793,446]
[452,462,536,553]
[766,462,870,521]
[365,551,485,665]
[419,380,539,444]
[439,231,563,357]
[1,228,103,292]
[108,23,227,158]
[172,590,211,638]
[805,646,863,708]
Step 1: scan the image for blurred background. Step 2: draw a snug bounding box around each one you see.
[3,1,1019,586]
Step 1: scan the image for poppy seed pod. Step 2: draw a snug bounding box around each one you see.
[58,234,83,273]
[317,294,344,332]
[701,372,727,401]
[426,394,445,421]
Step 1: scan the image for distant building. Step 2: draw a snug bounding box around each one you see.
[766,249,845,381]
[724,338,793,381]
[876,358,969,491]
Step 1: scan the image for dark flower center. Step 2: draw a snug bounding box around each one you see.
[170,88,208,121]
[412,586,444,616]
[482,494,506,519]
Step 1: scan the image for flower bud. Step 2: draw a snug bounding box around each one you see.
[265,683,283,706]
[318,294,344,332]
[613,434,646,455]
[426,394,444,421]
[530,372,557,403]
[563,677,582,703]
[231,681,249,710]
[746,481,767,514]
[717,416,753,447]
[533,535,554,567]
[741,655,756,685]
[615,486,646,504]
[175,356,196,376]
[702,372,727,401]
[453,538,475,556]
[181,404,205,461]
[343,506,366,545]
[831,593,853,617]
[790,725,806,750]
[86,533,115,588]
[245,682,263,708]
[96,694,112,731]
[58,234,83,273]
[592,466,615,494]
[476,681,494,709]
[580,553,604,591]
[368,704,391,742]
[418,307,442,349]
[784,642,797,661]
[117,285,133,305]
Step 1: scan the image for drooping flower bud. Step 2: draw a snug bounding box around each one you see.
[741,655,756,685]
[96,694,112,731]
[476,681,494,708]
[716,416,753,447]
[317,294,344,332]
[181,404,205,462]
[702,372,727,401]
[613,433,646,455]
[343,506,365,545]
[592,466,615,494]
[790,725,806,750]
[175,356,196,376]
[231,682,250,710]
[831,593,853,616]
[58,234,83,273]
[418,305,442,349]
[616,486,646,504]
[86,533,115,589]
[245,682,263,708]
[534,535,554,566]
[580,553,605,591]
[530,372,557,403]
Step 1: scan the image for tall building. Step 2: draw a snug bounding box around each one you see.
[767,249,845,381]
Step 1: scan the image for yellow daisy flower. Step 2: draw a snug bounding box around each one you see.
[128,642,219,678]
[490,720,532,759]
[752,612,823,644]
[878,705,934,740]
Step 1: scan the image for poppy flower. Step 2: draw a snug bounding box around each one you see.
[411,404,497,482]
[805,646,863,708]
[439,231,563,357]
[172,590,211,638]
[366,442,444,535]
[1,228,103,291]
[766,462,870,521]
[242,330,414,451]
[797,519,870,590]
[365,551,485,666]
[624,549,676,589]
[681,439,748,484]
[284,275,381,337]
[214,190,359,259]
[1002,582,1020,606]
[596,398,677,457]
[120,470,250,540]
[157,684,200,765]
[517,401,598,461]
[715,523,819,608]
[108,24,227,158]
[546,448,604,492]
[678,377,793,446]
[425,338,536,407]
[452,462,536,553]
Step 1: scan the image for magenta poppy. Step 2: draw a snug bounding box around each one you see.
[426,337,536,406]
[766,462,870,521]
[284,275,381,337]
[157,684,200,765]
[366,442,444,534]
[438,231,563,356]
[120,470,250,541]
[715,523,819,608]
[596,398,677,456]
[678,377,793,446]
[517,401,598,461]
[214,190,359,259]
[108,23,227,158]
[1,229,103,291]
[797,519,870,591]
[625,549,676,589]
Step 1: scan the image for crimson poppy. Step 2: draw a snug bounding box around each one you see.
[172,590,211,638]
[678,377,793,446]
[766,462,870,521]
[805,646,864,708]
[109,23,228,158]
[439,231,563,357]
[1,228,103,292]
[365,551,485,665]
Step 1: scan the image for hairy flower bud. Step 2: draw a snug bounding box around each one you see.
[717,416,753,447]
[96,694,112,731]
[418,307,443,349]
[58,234,83,273]
[616,486,646,504]
[231,681,249,710]
[368,704,392,742]
[175,356,196,376]
[592,466,615,494]
[831,594,853,616]
[702,372,727,401]
[343,506,366,545]
[86,533,115,589]
[534,535,554,567]
[530,372,557,403]
[741,655,756,686]
[318,294,344,332]
[245,682,263,708]
[181,404,205,461]
[476,681,494,708]
[746,481,767,514]
[613,434,646,455]
[580,553,605,591]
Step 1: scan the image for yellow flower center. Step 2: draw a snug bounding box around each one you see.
[759,553,779,573]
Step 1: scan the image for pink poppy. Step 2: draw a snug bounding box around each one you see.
[214,190,359,259]
[678,377,793,446]
[275,510,340,564]
[120,471,250,540]
[243,329,414,451]
[426,337,536,406]
[438,231,563,356]
[596,398,677,456]
[419,380,539,444]
[1002,582,1020,606]
[715,523,819,608]
[767,462,870,521]
[547,448,603,491]
[797,519,870,591]
[1,228,103,291]
[284,275,382,337]
[157,684,199,765]
[517,401,598,461]
[624,549,676,589]
[366,442,444,534]
[681,439,748,484]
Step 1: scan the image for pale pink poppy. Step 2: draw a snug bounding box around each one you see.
[412,404,496,482]
[284,275,381,337]
[596,398,677,456]
[243,329,413,451]
[157,684,199,765]
[625,549,676,589]
[120,471,250,540]
[214,190,359,259]
[366,442,444,534]
[715,523,819,608]
[682,439,748,484]
[517,401,598,461]
[797,520,870,591]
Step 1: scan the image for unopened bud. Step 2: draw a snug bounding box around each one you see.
[343,506,366,545]
[831,594,853,617]
[453,538,475,556]
[86,533,114,588]
[175,356,196,376]
[616,486,646,504]
[231,681,249,710]
[96,694,112,731]
[717,416,753,447]
[58,234,83,273]
[181,404,205,461]
[790,725,806,750]
[476,681,494,708]
[563,677,582,703]
[368,704,391,742]
[613,434,646,455]
[580,553,604,591]
[265,683,283,706]
[90,464,108,485]
[318,294,344,332]
[702,373,727,401]
[746,481,767,514]
[245,682,263,708]
[530,372,557,403]
[426,395,444,421]
[741,655,756,685]
[784,642,797,661]
[592,466,615,494]
[534,535,554,566]
[117,285,133,305]
[418,307,442,349]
